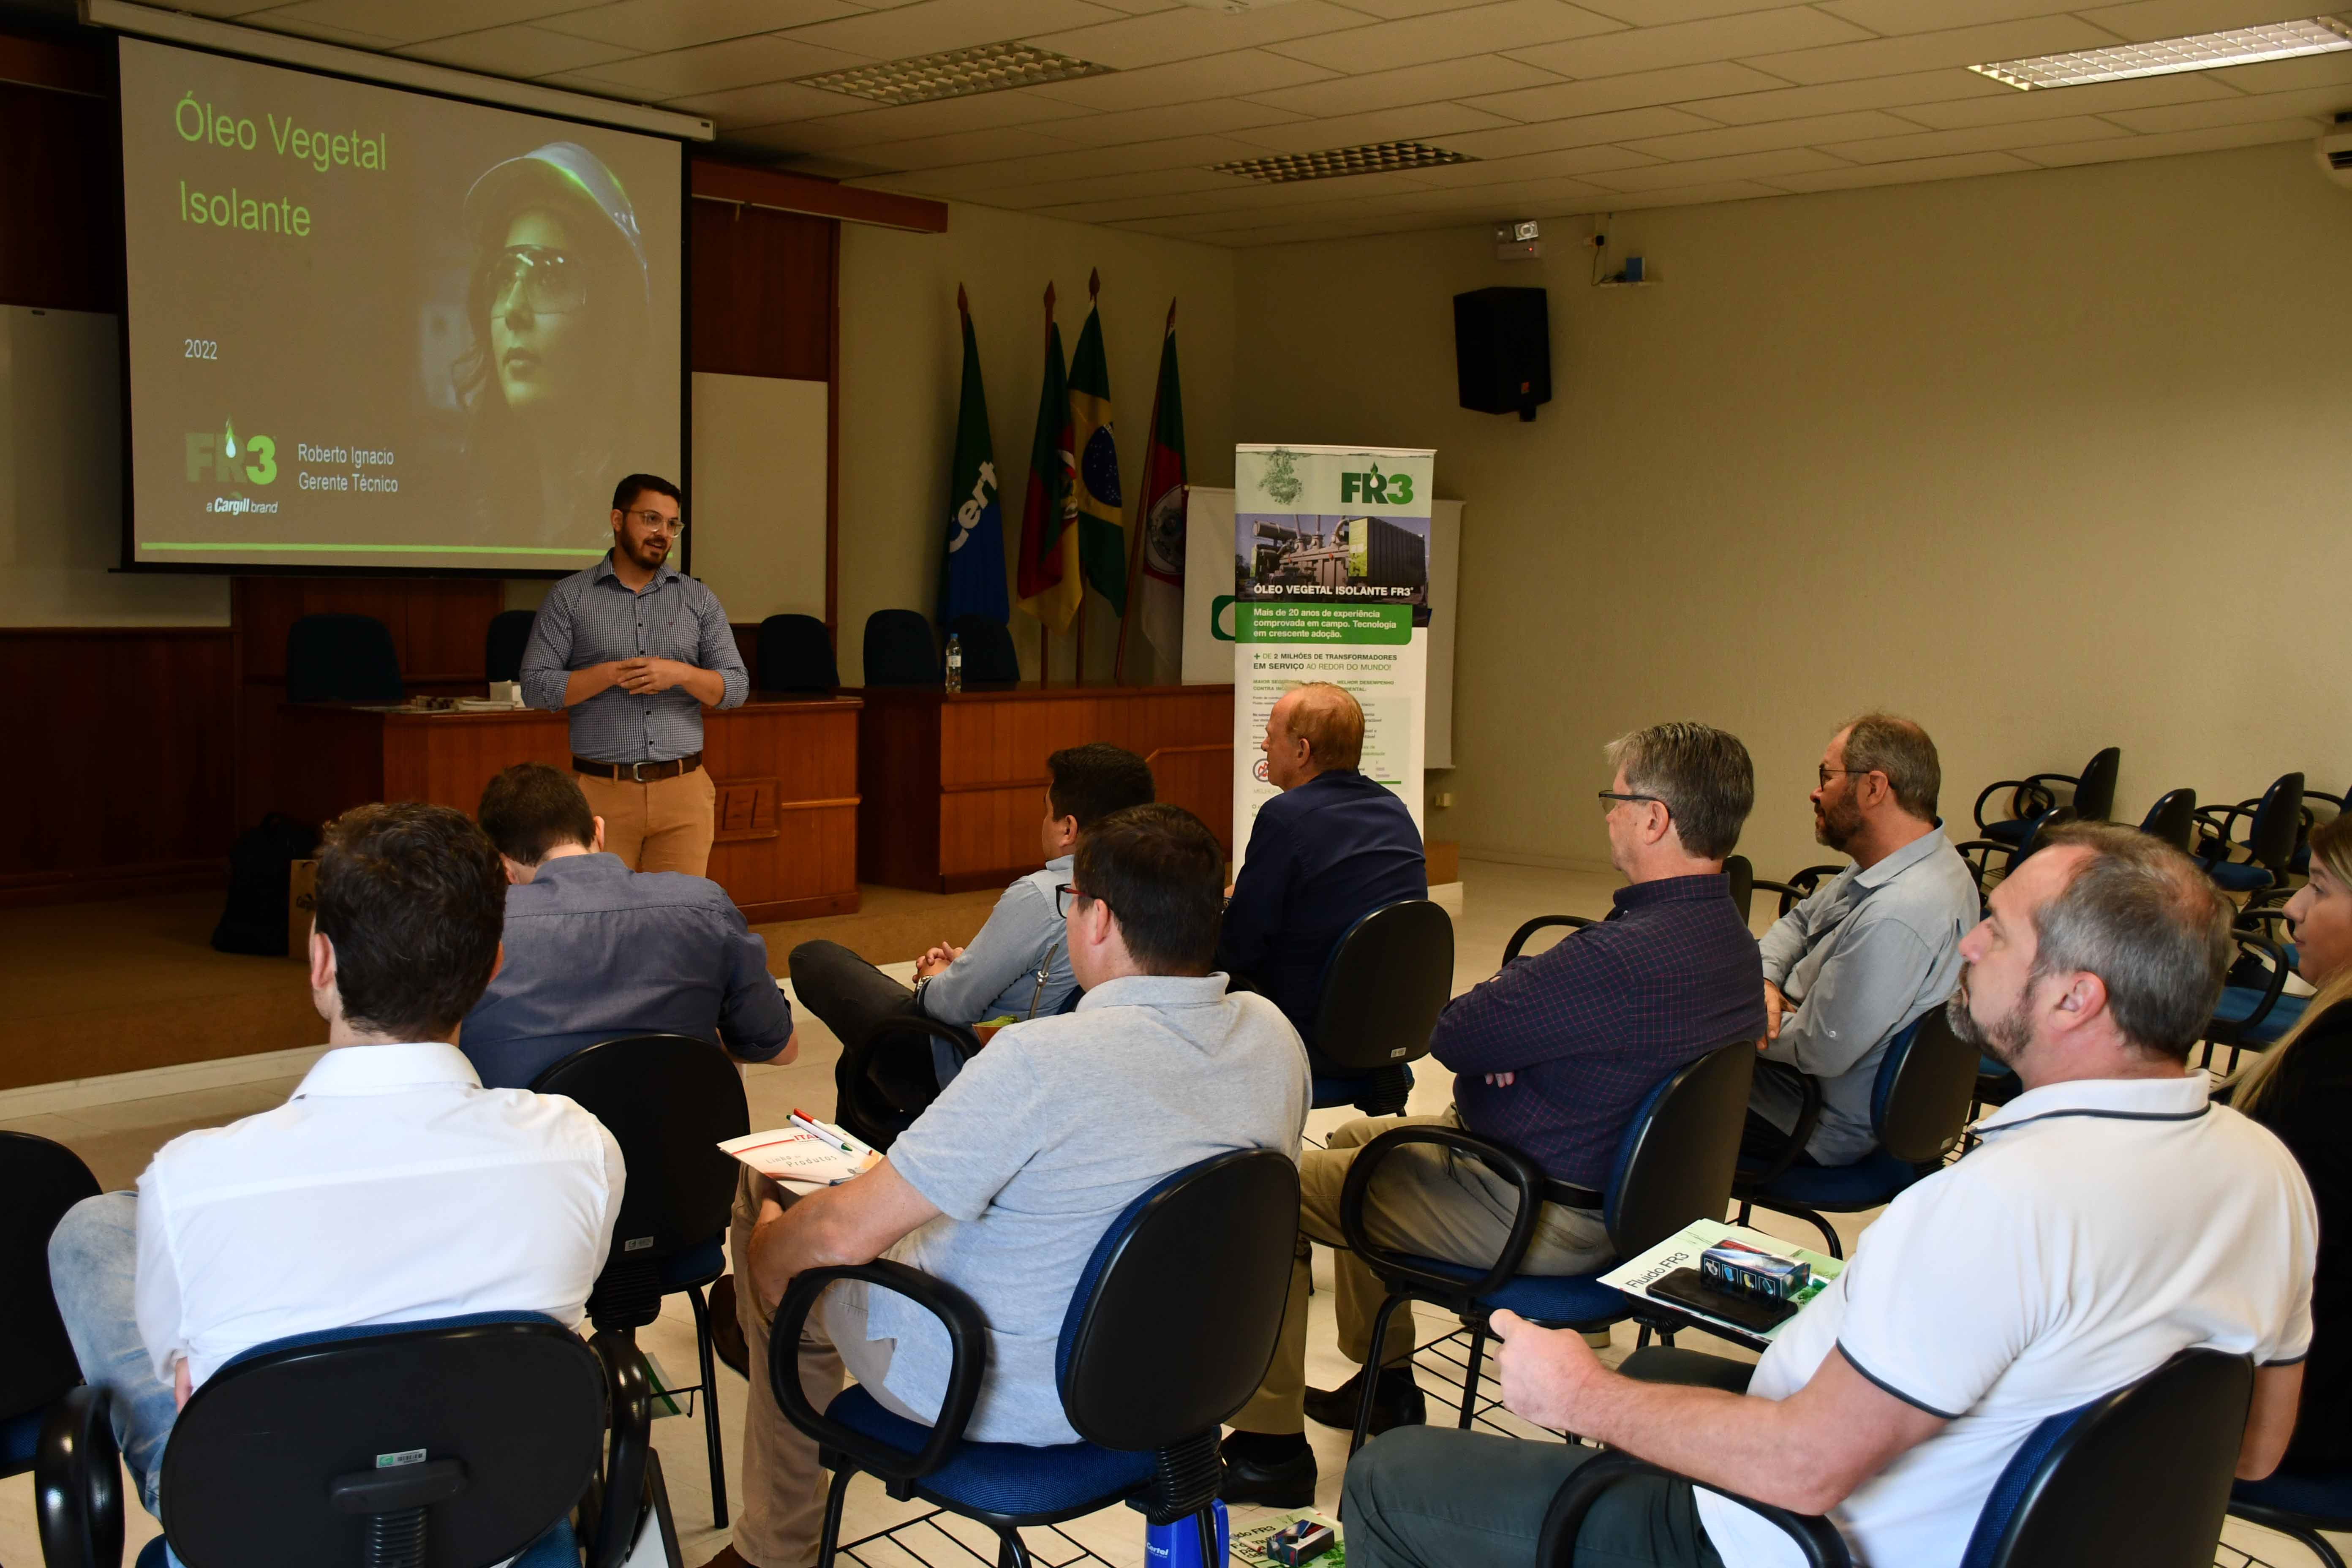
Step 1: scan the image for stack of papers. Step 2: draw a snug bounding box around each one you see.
[1598,1219,1843,1345]
[721,1120,880,1196]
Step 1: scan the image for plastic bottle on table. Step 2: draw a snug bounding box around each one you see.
[944,632,964,694]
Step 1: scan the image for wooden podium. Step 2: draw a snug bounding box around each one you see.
[854,683,1235,893]
[275,696,862,921]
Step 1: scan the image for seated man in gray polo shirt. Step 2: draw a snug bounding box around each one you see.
[459,762,796,1090]
[716,804,1307,1568]
[1746,712,1980,1168]
[788,743,1156,1077]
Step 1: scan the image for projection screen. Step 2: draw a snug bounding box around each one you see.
[117,37,685,573]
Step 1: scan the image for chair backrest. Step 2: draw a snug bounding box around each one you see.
[837,1014,984,1152]
[862,609,939,688]
[531,1034,748,1272]
[1959,1348,2252,1568]
[286,613,403,704]
[2246,773,2307,874]
[757,612,838,693]
[1310,900,1455,1072]
[2139,788,2197,851]
[2074,748,2121,822]
[158,1312,604,1568]
[0,1133,100,1421]
[947,615,1021,686]
[1056,1149,1298,1452]
[1870,1004,1979,1166]
[483,610,536,685]
[1724,855,1754,923]
[1604,1040,1757,1260]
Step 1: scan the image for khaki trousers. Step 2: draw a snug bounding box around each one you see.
[1230,1108,1612,1435]
[729,1168,844,1568]
[576,767,716,877]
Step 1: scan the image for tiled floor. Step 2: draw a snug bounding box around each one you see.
[0,860,2335,1567]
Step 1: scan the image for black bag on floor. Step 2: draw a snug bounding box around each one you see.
[210,813,321,956]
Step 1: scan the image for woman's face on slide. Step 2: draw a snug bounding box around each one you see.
[490,207,592,416]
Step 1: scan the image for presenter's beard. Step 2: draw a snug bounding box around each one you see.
[620,533,669,572]
[1946,975,2032,1067]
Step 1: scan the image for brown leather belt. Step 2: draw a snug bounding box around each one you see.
[573,752,702,782]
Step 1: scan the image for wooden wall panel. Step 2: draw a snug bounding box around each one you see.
[690,197,833,381]
[0,71,122,313]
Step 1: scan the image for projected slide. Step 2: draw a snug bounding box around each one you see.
[117,38,683,571]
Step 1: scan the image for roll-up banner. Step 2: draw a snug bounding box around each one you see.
[1230,444,1435,865]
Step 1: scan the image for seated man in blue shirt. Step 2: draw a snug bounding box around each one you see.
[788,743,1156,1073]
[460,762,797,1090]
[1222,722,1767,1508]
[1215,682,1426,1090]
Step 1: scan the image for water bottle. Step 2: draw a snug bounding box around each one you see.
[1143,1501,1227,1568]
[944,632,964,694]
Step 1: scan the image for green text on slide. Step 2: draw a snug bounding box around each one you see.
[1231,603,1410,645]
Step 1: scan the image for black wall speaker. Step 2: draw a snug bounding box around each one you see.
[1452,286,1551,422]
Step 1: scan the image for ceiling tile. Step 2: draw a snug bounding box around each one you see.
[2101,83,2352,133]
[2011,115,2314,163]
[240,13,408,48]
[1503,7,1870,80]
[1393,173,1617,209]
[1813,0,2083,36]
[1743,16,2132,85]
[1219,102,1521,153]
[1063,97,1317,145]
[957,163,1250,204]
[1022,1,1376,68]
[1240,54,1568,117]
[1573,0,1848,22]
[1463,60,1788,121]
[540,0,860,52]
[1820,114,2131,161]
[1892,70,2237,128]
[1435,103,1719,155]
[2069,0,2330,44]
[262,0,584,45]
[1264,0,1625,74]
[2203,50,2352,94]
[1568,176,1788,206]
[1330,0,1539,20]
[662,79,875,125]
[824,125,1086,169]
[1021,49,1339,109]
[581,34,872,96]
[1019,190,1247,221]
[1396,142,1666,182]
[858,130,1285,190]
[771,90,1102,147]
[397,24,641,76]
[161,0,286,14]
[785,0,1131,59]
[1581,144,1850,187]
[1680,66,2012,122]
[1764,147,2037,187]
[1622,106,1925,156]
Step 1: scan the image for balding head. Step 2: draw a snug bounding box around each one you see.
[1263,681,1364,790]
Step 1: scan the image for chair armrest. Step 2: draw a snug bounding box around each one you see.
[1538,1452,1851,1568]
[2216,934,2293,1041]
[1337,1124,1546,1300]
[2306,789,2346,812]
[768,1260,987,1483]
[1750,881,1808,918]
[587,1332,655,1568]
[37,1385,125,1568]
[1737,1071,1821,1192]
[1971,778,2055,834]
[1503,915,1598,965]
[1759,866,1844,918]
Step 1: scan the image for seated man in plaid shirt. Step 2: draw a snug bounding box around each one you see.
[1220,722,1769,1508]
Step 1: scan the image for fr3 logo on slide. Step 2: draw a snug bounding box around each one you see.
[185,421,277,485]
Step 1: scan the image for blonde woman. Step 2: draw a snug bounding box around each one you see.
[2225,808,2352,1474]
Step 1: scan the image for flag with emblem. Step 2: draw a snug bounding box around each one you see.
[1015,285,1081,632]
[1066,271,1126,616]
[1119,299,1186,683]
[938,287,1008,627]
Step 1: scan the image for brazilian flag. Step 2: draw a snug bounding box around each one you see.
[1067,295,1126,615]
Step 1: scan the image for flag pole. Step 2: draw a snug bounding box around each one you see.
[1071,270,1104,686]
[1115,296,1174,687]
[1039,281,1056,687]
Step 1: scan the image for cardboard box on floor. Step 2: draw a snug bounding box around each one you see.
[288,859,318,959]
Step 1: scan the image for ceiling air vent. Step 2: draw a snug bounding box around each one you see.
[1211,140,1475,184]
[796,42,1113,106]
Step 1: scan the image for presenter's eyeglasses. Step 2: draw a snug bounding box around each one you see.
[1597,791,1668,817]
[480,245,586,317]
[622,509,685,536]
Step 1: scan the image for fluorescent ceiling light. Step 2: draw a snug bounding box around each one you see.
[796,43,1112,106]
[1972,16,2352,89]
[1212,141,1476,184]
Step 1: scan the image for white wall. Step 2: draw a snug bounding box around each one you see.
[1232,141,2352,877]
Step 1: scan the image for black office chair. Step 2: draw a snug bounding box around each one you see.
[1972,746,2120,848]
[2197,772,2306,902]
[1336,1039,1756,1454]
[2,1134,100,1489]
[862,610,939,689]
[1723,855,1756,923]
[1748,863,1846,920]
[286,613,404,703]
[833,1013,985,1153]
[531,1035,748,1529]
[36,1312,669,1568]
[757,614,838,694]
[946,615,1021,687]
[2231,1467,2352,1568]
[1733,1004,1976,1258]
[485,609,536,685]
[1958,805,2076,907]
[2292,783,2346,877]
[2203,916,2302,1073]
[1308,900,1454,1117]
[2138,787,2199,852]
[1548,1348,2253,1568]
[770,1149,1297,1568]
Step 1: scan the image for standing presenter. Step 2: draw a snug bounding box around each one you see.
[520,473,747,877]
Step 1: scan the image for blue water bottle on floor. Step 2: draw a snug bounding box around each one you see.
[1144,1500,1229,1568]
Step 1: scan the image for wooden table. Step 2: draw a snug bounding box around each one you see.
[853,683,1235,893]
[275,697,863,921]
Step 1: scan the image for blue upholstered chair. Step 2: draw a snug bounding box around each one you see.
[1544,1348,2254,1568]
[1307,900,1454,1117]
[35,1312,667,1568]
[2291,785,2346,877]
[1334,1039,1756,1454]
[768,1149,1298,1568]
[2,1134,99,1496]
[2203,916,2305,1074]
[1972,747,2120,848]
[532,1034,748,1529]
[1733,1004,1978,1259]
[1957,805,2075,910]
[2138,787,2200,852]
[2230,1468,2352,1568]
[2196,773,2305,901]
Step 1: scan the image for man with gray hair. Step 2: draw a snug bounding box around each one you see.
[1221,721,1767,1507]
[1345,824,2314,1568]
[1746,712,1980,1169]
